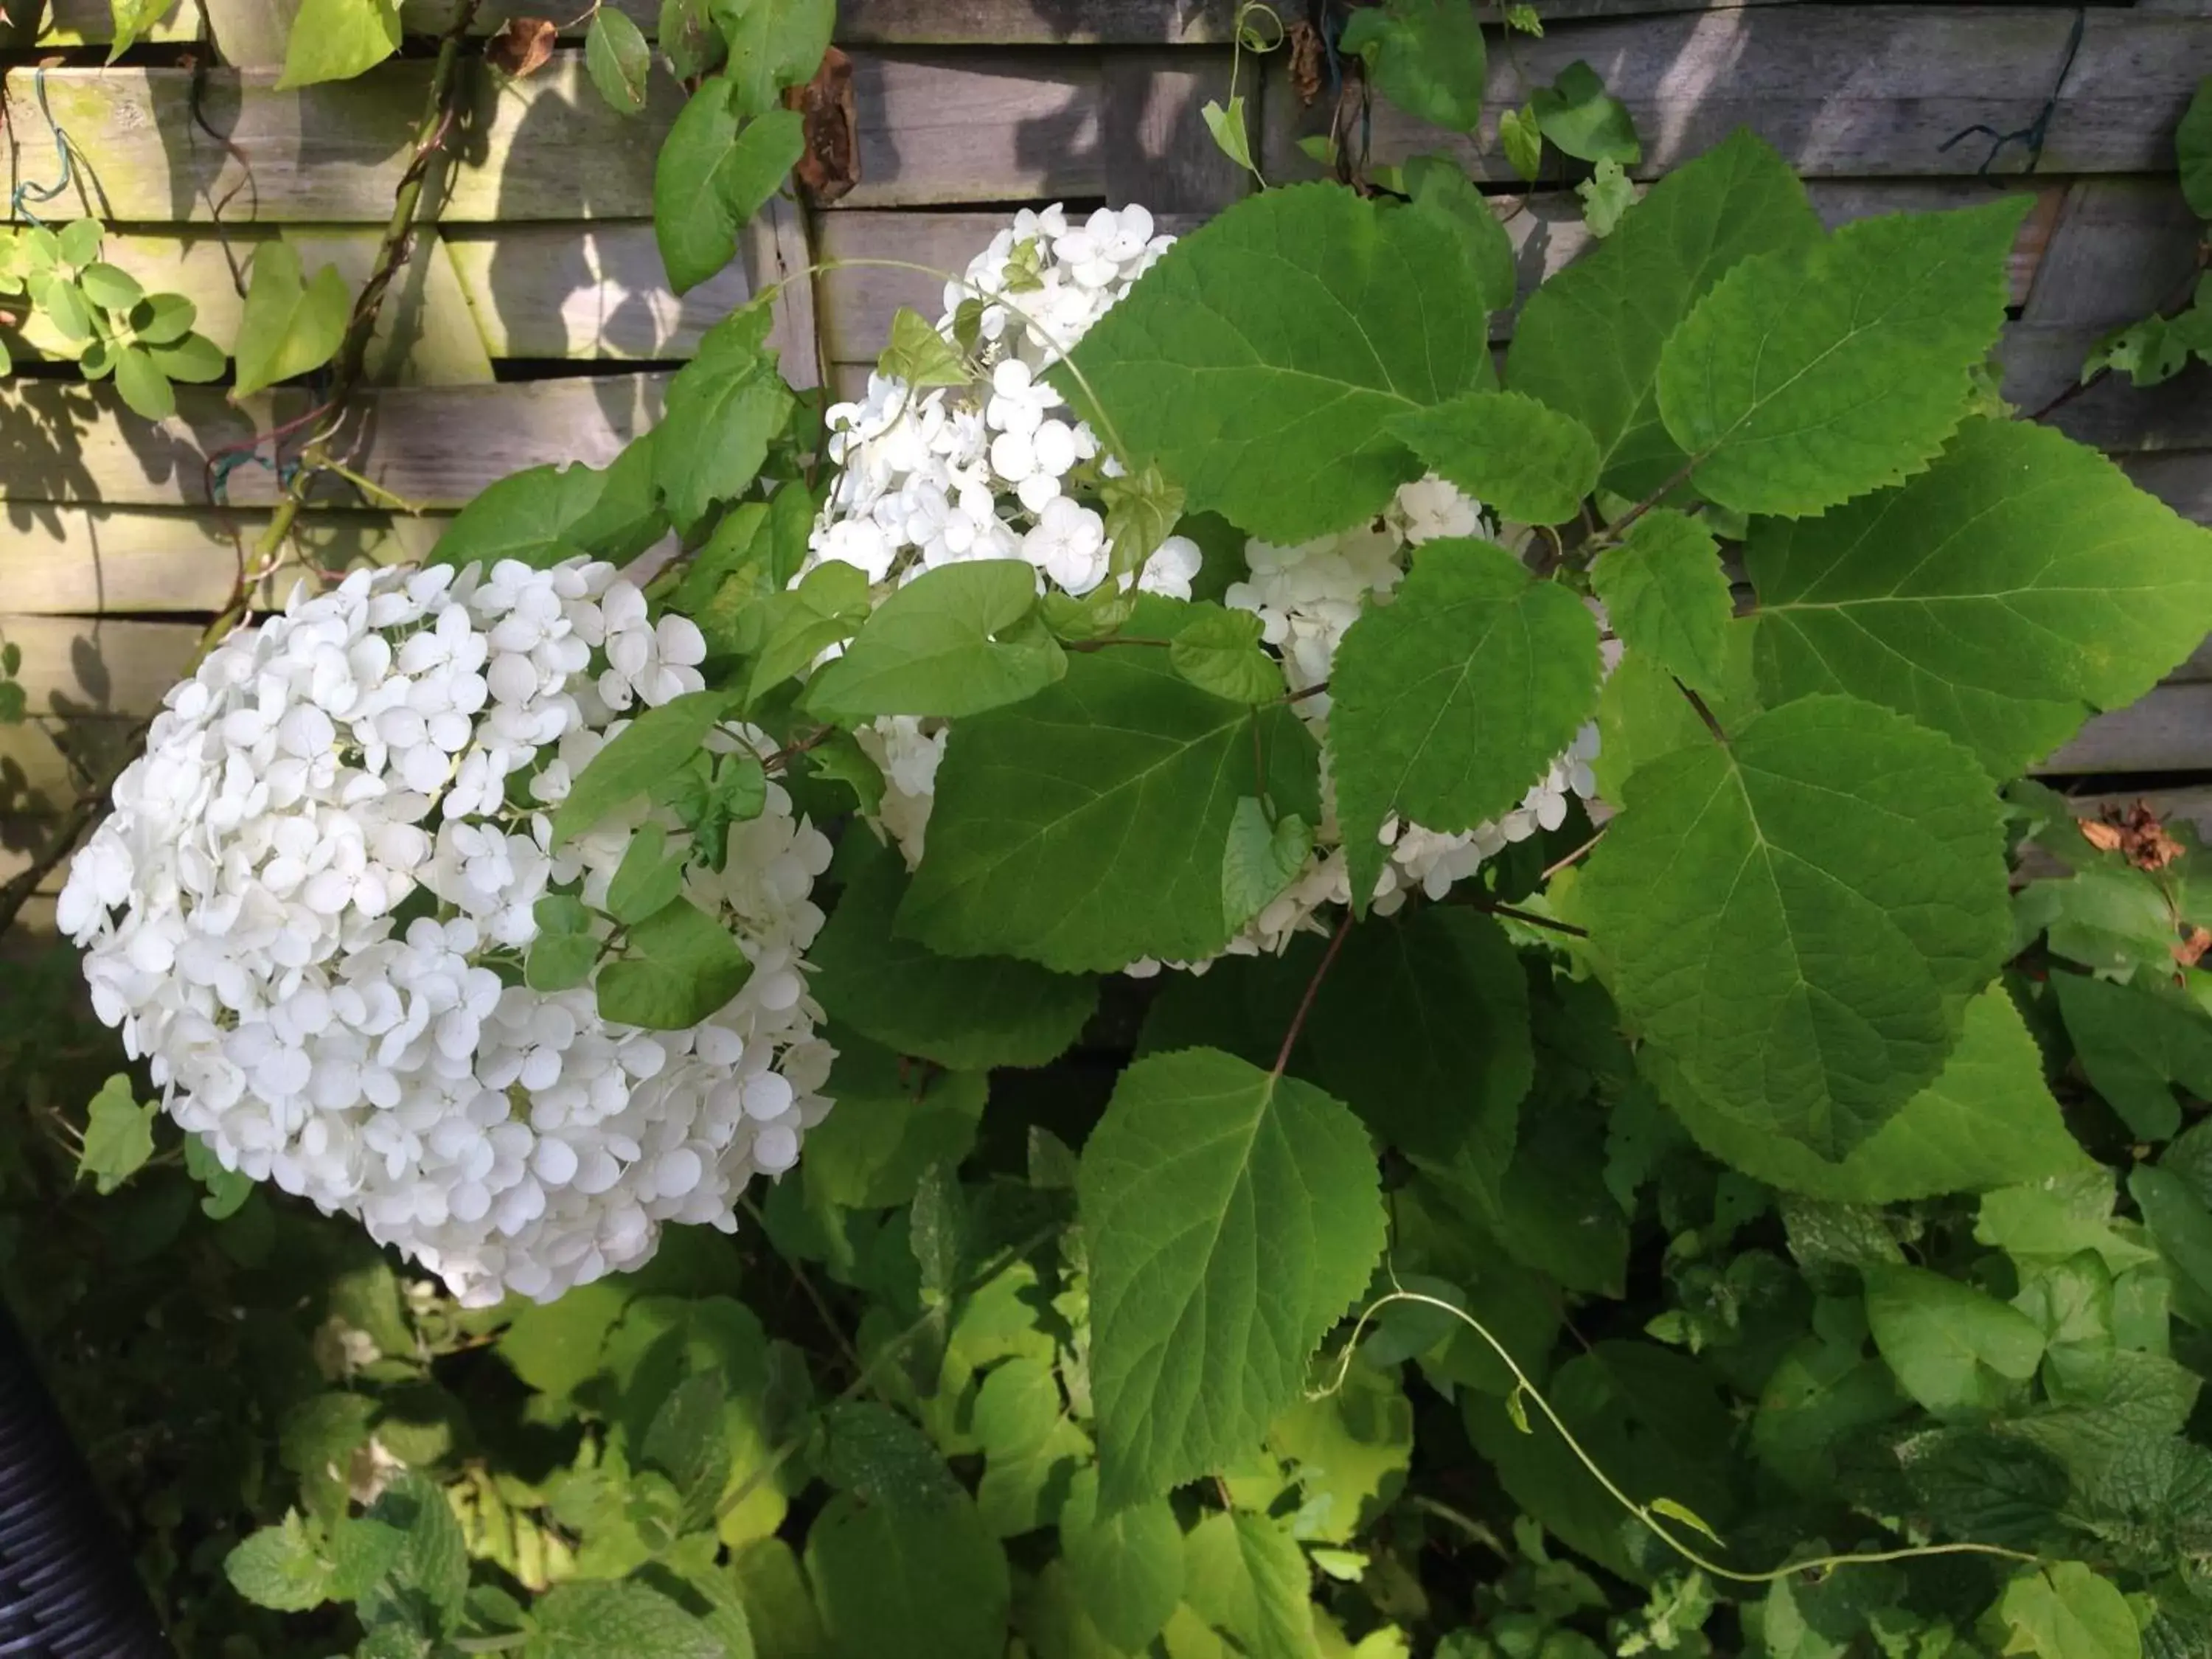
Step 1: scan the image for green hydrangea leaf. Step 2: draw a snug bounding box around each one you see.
[1658,197,2027,516]
[1302,907,1531,1164]
[1388,389,1601,526]
[1508,128,1821,497]
[1528,60,1641,165]
[232,241,350,397]
[553,689,733,844]
[801,1032,988,1208]
[2052,972,2212,1143]
[78,1074,156,1194]
[806,560,1064,722]
[526,1579,729,1659]
[1589,508,1736,698]
[1062,184,1490,545]
[655,94,803,296]
[1747,418,2212,779]
[1579,695,2010,1157]
[1060,1470,1184,1652]
[1998,1562,2144,1659]
[429,451,668,573]
[276,0,399,88]
[1329,538,1601,909]
[1180,1511,1318,1659]
[1339,0,1487,132]
[811,847,1096,1072]
[1404,155,1516,315]
[654,305,795,530]
[1864,1264,2045,1416]
[899,633,1320,973]
[804,1489,1009,1659]
[596,897,754,1030]
[1656,985,2092,1203]
[1079,1047,1385,1506]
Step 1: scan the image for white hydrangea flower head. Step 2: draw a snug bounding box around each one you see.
[57,559,834,1308]
[807,204,1608,967]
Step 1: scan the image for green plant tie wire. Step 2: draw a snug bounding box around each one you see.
[10,69,78,228]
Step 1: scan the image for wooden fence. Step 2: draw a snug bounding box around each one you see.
[4,0,2211,921]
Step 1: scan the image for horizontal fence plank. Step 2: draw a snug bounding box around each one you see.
[4,52,1117,223]
[2001,325,2212,451]
[0,373,667,509]
[0,508,448,615]
[2046,685,2212,776]
[1262,7,2210,182]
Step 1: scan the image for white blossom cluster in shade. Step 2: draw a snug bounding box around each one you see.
[56,560,835,1307]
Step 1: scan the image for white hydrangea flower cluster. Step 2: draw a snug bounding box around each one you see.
[805,204,1608,970]
[57,560,834,1307]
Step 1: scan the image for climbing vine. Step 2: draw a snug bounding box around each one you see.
[7,3,2212,1658]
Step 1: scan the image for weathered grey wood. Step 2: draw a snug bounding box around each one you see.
[2045,685,2212,775]
[2019,177,2208,330]
[439,223,753,360]
[2000,324,2212,451]
[4,616,198,720]
[2126,454,2212,527]
[1262,7,2211,183]
[0,375,665,509]
[0,509,448,614]
[4,53,1107,222]
[748,194,824,388]
[1101,48,1252,213]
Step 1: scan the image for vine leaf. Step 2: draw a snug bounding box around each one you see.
[1653,985,2093,1203]
[1329,538,1601,910]
[1578,694,2011,1158]
[1059,1471,1183,1652]
[276,0,399,88]
[1508,128,1821,498]
[585,8,653,114]
[1180,1511,1319,1659]
[1863,1264,2045,1415]
[899,619,1320,973]
[232,242,349,399]
[1747,417,2212,779]
[1388,389,1601,526]
[653,305,795,532]
[805,1489,1009,1659]
[1997,1562,2143,1659]
[804,560,1065,723]
[552,688,733,844]
[594,896,754,1030]
[721,0,836,119]
[1589,508,1737,699]
[1529,60,1641,166]
[654,89,804,295]
[2051,971,2212,1143]
[2178,77,2212,220]
[1657,196,2028,515]
[1062,184,1490,544]
[1079,1048,1385,1506]
[1339,0,1487,132]
[1221,798,1313,934]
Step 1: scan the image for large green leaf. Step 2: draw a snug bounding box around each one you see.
[810,846,1096,1072]
[1079,1048,1385,1505]
[804,1489,1009,1659]
[653,307,795,532]
[1062,184,1489,544]
[1579,694,2011,1157]
[1387,389,1601,526]
[1747,418,2212,779]
[1329,538,1601,907]
[1403,156,1515,315]
[1658,198,2027,515]
[1658,986,2092,1202]
[275,0,398,88]
[1998,1562,2143,1659]
[232,242,350,397]
[552,689,732,844]
[1301,907,1531,1163]
[720,0,836,117]
[1058,1471,1183,1652]
[655,91,804,295]
[1589,508,1737,700]
[1180,1512,1320,1659]
[428,446,667,573]
[804,561,1066,722]
[1507,129,1821,496]
[899,636,1319,973]
[1865,1264,2045,1416]
[2052,972,2212,1144]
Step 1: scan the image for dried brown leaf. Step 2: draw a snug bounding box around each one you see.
[2174,926,2211,969]
[2079,818,2125,855]
[784,44,858,206]
[1289,20,1325,107]
[487,15,557,78]
[2079,800,2185,872]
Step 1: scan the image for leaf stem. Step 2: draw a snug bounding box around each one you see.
[1273,915,1351,1077]
[1468,897,1588,939]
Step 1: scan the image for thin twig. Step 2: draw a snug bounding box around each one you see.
[1273,916,1351,1077]
[1540,830,1604,881]
[1469,898,1587,939]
